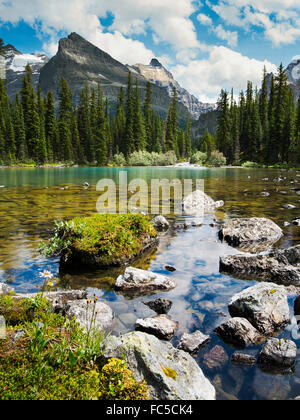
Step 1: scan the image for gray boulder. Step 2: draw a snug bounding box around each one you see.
[258,338,297,369]
[219,217,283,249]
[228,283,290,336]
[0,282,14,296]
[65,300,114,331]
[101,331,216,400]
[135,314,178,340]
[115,267,176,294]
[183,190,224,215]
[220,245,300,286]
[214,317,265,348]
[152,215,170,232]
[178,331,210,354]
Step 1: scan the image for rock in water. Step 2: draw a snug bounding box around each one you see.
[214,318,265,348]
[218,217,283,248]
[220,245,300,286]
[101,331,216,400]
[178,331,210,354]
[115,267,176,294]
[183,190,224,215]
[0,282,14,296]
[203,345,229,370]
[258,338,297,369]
[143,298,173,314]
[231,352,257,366]
[135,315,178,340]
[152,215,170,232]
[228,283,290,336]
[64,300,114,331]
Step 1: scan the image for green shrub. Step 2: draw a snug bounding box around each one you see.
[113,153,127,166]
[156,151,177,166]
[207,150,227,167]
[190,151,207,165]
[127,151,154,166]
[242,161,260,168]
[99,358,149,400]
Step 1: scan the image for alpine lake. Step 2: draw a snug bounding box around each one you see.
[1,166,300,401]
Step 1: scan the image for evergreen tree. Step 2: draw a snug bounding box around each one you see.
[133,80,146,151]
[165,87,178,152]
[144,81,152,151]
[185,112,192,158]
[78,82,93,162]
[125,72,135,156]
[216,89,232,161]
[58,78,73,161]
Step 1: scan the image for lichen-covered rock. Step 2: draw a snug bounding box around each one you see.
[100,331,216,400]
[115,267,176,294]
[0,283,14,296]
[143,298,173,314]
[65,300,114,331]
[214,318,265,348]
[220,245,300,286]
[183,190,224,215]
[152,215,170,232]
[135,314,178,340]
[219,218,283,248]
[178,331,210,354]
[258,338,297,369]
[228,283,290,336]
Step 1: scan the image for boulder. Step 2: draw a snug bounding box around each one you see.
[218,218,283,248]
[152,215,169,232]
[258,338,297,369]
[220,245,300,286]
[65,300,114,331]
[143,298,173,314]
[228,283,290,336]
[115,267,176,294]
[231,352,257,366]
[101,331,216,400]
[214,317,265,348]
[0,282,14,296]
[135,314,178,340]
[183,190,224,215]
[178,331,210,354]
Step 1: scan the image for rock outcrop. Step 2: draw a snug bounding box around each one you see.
[228,283,290,336]
[220,245,300,286]
[135,315,178,340]
[115,267,176,294]
[219,218,283,250]
[101,331,216,400]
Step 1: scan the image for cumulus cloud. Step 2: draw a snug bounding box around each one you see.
[171,46,277,103]
[197,12,238,47]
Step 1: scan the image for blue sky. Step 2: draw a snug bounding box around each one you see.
[0,0,299,102]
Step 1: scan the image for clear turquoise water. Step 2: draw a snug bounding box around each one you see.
[0,166,300,400]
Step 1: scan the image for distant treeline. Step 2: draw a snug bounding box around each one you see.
[216,65,300,165]
[0,59,193,165]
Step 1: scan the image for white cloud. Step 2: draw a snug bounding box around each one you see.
[197,13,212,26]
[197,12,238,47]
[171,46,277,102]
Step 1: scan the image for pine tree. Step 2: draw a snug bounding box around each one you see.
[185,112,192,158]
[78,82,93,162]
[259,67,269,159]
[45,91,57,162]
[58,78,73,161]
[114,86,126,155]
[133,79,146,151]
[125,72,135,156]
[144,81,152,151]
[216,89,232,161]
[165,87,178,152]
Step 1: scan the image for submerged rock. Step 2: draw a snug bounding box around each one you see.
[231,352,257,366]
[228,283,290,336]
[152,215,170,232]
[183,190,224,215]
[135,314,178,340]
[258,338,297,369]
[115,267,176,294]
[178,331,210,354]
[101,331,216,400]
[220,245,300,286]
[0,282,14,296]
[214,317,265,348]
[64,300,114,331]
[143,298,173,314]
[203,345,229,370]
[219,217,283,248]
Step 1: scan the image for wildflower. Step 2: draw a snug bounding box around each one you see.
[47,282,54,288]
[40,270,54,280]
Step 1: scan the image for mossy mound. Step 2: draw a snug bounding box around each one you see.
[40,213,158,269]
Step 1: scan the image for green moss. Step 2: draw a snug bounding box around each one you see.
[0,296,37,326]
[40,213,158,267]
[99,358,149,400]
[161,365,177,381]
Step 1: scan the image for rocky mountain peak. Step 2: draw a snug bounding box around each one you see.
[150,58,163,68]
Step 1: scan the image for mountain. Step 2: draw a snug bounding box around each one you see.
[286,57,300,101]
[130,58,216,120]
[39,33,188,122]
[4,44,49,99]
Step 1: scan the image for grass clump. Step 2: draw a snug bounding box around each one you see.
[40,213,158,268]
